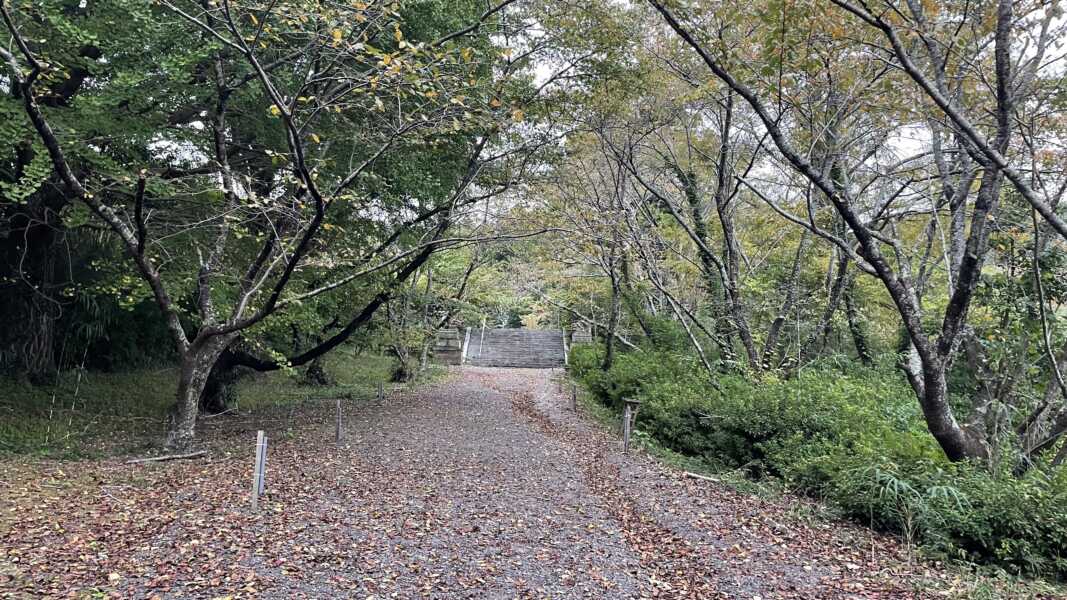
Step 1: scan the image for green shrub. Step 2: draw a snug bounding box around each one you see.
[570,345,1067,578]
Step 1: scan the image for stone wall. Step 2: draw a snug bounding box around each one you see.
[431,328,465,365]
[570,325,593,345]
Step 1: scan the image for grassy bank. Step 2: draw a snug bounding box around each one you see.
[0,350,418,458]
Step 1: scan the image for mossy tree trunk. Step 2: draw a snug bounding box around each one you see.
[168,335,234,450]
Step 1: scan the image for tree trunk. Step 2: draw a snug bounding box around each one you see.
[168,336,233,450]
[715,198,759,370]
[843,275,873,366]
[21,294,58,381]
[762,231,809,368]
[921,365,988,461]
[620,255,655,340]
[803,252,849,360]
[199,351,243,413]
[390,344,415,382]
[418,342,431,372]
[418,265,433,373]
[671,167,735,365]
[602,256,621,371]
[303,356,334,386]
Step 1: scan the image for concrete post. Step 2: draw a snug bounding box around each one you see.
[251,430,266,510]
[622,399,642,453]
[335,398,342,443]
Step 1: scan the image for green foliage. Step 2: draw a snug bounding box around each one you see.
[2,0,521,377]
[568,342,708,410]
[0,147,51,204]
[0,368,177,458]
[570,344,1067,578]
[0,349,398,456]
[237,350,399,412]
[831,457,1067,576]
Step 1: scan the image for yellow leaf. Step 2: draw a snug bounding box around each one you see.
[511,108,524,122]
[269,105,281,117]
[490,97,502,108]
[394,28,403,42]
[331,29,343,43]
[381,54,392,65]
[310,133,321,144]
[249,14,258,25]
[374,97,385,111]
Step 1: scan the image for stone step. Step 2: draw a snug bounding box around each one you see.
[464,328,566,369]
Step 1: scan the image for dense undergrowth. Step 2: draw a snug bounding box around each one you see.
[0,350,400,458]
[569,344,1067,580]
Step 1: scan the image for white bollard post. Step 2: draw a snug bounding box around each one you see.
[335,398,342,443]
[622,399,642,453]
[251,430,267,510]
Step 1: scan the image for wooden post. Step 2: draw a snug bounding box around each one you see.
[622,399,642,453]
[377,381,384,402]
[571,384,577,412]
[251,430,267,510]
[335,398,342,443]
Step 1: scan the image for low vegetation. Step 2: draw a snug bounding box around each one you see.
[0,351,400,458]
[570,344,1067,579]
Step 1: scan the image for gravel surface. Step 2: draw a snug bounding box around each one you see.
[0,367,1023,598]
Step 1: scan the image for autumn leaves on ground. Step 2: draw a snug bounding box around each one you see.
[0,367,1051,600]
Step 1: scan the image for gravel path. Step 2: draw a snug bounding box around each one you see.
[1,367,992,598]
[268,366,933,599]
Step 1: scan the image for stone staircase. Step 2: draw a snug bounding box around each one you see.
[465,328,566,368]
